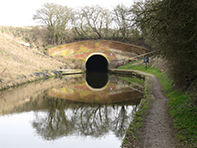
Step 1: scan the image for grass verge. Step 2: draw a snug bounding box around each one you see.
[120,61,197,148]
[122,75,154,148]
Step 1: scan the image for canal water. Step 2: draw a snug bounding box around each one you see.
[0,72,144,148]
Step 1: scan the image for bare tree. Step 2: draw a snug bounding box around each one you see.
[33,3,73,44]
[113,4,130,40]
[71,9,89,39]
[32,3,145,45]
[81,5,113,39]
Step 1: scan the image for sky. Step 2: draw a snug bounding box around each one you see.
[0,0,135,27]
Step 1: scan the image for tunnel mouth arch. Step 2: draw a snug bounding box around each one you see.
[85,54,109,72]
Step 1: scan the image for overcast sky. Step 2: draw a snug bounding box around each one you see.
[0,0,135,27]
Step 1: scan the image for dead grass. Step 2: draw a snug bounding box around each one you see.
[0,31,65,85]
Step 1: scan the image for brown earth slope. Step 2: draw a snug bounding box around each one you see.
[0,32,65,87]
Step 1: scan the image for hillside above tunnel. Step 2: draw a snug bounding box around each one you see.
[47,40,146,70]
[47,40,146,59]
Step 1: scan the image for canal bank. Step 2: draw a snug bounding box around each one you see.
[120,70,178,148]
[119,61,197,148]
[0,69,83,90]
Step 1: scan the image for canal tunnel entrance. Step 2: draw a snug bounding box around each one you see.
[86,55,108,72]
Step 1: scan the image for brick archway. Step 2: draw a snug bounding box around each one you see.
[85,53,109,72]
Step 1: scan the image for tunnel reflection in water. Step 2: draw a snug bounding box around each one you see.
[86,55,108,72]
[86,72,108,89]
[46,73,144,104]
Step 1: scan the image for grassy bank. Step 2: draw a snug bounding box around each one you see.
[119,61,197,148]
[121,72,154,147]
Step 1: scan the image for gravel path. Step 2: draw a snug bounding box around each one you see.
[133,70,178,148]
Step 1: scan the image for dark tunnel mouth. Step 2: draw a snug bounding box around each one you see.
[86,55,108,72]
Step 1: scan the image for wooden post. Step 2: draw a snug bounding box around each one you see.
[146,63,147,70]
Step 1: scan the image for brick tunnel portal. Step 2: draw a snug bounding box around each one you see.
[86,55,108,72]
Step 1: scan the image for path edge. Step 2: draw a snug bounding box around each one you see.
[121,70,155,148]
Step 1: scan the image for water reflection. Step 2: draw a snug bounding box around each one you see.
[0,73,144,148]
[86,72,108,89]
[32,98,138,141]
[45,72,143,104]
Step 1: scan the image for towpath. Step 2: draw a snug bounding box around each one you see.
[133,70,178,148]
